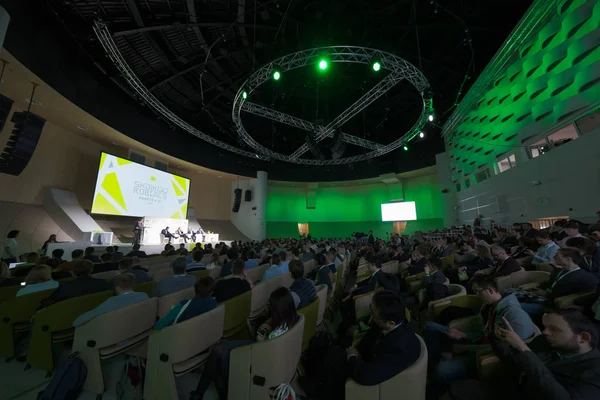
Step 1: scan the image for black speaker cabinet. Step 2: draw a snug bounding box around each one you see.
[232,188,242,212]
[0,94,14,133]
[0,111,46,176]
[244,189,252,202]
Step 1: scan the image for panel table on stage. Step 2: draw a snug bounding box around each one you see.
[204,233,219,243]
[142,216,189,245]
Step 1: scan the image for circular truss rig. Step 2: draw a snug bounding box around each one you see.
[232,46,434,165]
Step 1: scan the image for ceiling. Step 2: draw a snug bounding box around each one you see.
[2,0,534,180]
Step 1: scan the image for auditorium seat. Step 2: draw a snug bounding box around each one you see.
[245,263,271,284]
[222,290,252,339]
[494,269,550,292]
[428,288,473,320]
[151,268,174,282]
[157,287,195,318]
[228,315,304,400]
[406,272,426,293]
[554,291,597,309]
[536,263,555,273]
[0,285,21,305]
[26,290,113,372]
[134,281,157,297]
[144,305,225,400]
[297,297,319,351]
[381,260,399,275]
[315,284,328,326]
[0,289,56,358]
[91,270,120,280]
[303,259,317,277]
[441,255,455,270]
[190,269,210,282]
[249,276,282,321]
[345,335,427,400]
[72,297,158,394]
[354,291,375,321]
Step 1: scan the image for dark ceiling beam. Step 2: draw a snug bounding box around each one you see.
[112,23,278,37]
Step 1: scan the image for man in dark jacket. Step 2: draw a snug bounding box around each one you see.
[219,248,238,278]
[41,260,111,307]
[450,309,600,400]
[289,259,317,309]
[483,246,521,279]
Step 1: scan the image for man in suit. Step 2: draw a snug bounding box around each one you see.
[133,218,144,244]
[289,259,317,309]
[475,246,521,279]
[113,257,152,285]
[152,256,195,297]
[41,260,111,307]
[73,273,149,327]
[125,243,148,258]
[161,226,175,243]
[213,259,251,303]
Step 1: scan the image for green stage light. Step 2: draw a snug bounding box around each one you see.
[428,114,434,122]
[273,70,281,81]
[403,145,408,151]
[419,132,425,138]
[318,59,328,70]
[242,91,247,99]
[372,61,381,72]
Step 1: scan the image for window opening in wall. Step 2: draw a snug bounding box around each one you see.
[155,160,169,172]
[530,216,569,230]
[576,108,600,135]
[455,182,461,192]
[298,223,309,237]
[129,151,146,164]
[496,153,516,173]
[474,167,491,183]
[528,124,579,158]
[464,177,471,189]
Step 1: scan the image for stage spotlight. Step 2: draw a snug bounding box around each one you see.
[419,132,425,138]
[372,61,381,72]
[403,145,408,151]
[318,58,329,70]
[273,70,281,81]
[242,91,248,99]
[428,114,434,122]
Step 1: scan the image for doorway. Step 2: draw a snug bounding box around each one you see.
[298,223,309,237]
[393,221,407,235]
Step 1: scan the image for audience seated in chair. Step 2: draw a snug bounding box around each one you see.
[154,276,217,331]
[213,259,252,303]
[558,221,583,248]
[191,287,300,400]
[125,243,148,258]
[450,310,600,400]
[186,250,207,272]
[10,252,39,278]
[425,275,536,398]
[243,250,257,270]
[565,236,600,280]
[219,249,238,278]
[289,259,317,309]
[524,232,560,267]
[41,260,110,307]
[454,240,478,266]
[73,273,148,327]
[113,257,152,286]
[262,253,285,281]
[448,243,494,283]
[161,244,177,257]
[418,258,449,306]
[314,253,334,292]
[0,262,19,287]
[434,237,454,259]
[112,246,124,261]
[496,228,519,252]
[176,243,188,255]
[549,219,569,242]
[521,222,538,239]
[479,245,521,279]
[152,256,196,297]
[59,249,85,272]
[100,246,115,262]
[83,246,100,263]
[17,265,59,297]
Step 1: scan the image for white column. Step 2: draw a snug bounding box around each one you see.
[0,6,9,50]
[255,171,268,240]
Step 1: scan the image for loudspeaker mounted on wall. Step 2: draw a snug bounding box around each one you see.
[244,189,252,202]
[232,188,242,213]
[0,111,46,176]
[0,94,14,133]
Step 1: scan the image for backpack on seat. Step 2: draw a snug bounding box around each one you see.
[37,352,87,400]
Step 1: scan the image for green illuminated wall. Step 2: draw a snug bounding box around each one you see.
[266,173,444,239]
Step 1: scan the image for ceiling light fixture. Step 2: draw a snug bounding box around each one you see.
[273,70,281,81]
[419,132,424,138]
[318,59,328,70]
[372,61,381,72]
[403,145,409,151]
[242,91,248,99]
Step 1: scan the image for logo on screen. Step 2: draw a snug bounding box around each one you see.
[133,181,168,201]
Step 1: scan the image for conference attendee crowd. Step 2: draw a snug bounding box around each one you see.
[1,218,600,399]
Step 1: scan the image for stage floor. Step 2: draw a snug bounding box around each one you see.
[90,241,232,257]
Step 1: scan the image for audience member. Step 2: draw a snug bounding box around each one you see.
[186,251,206,272]
[0,261,18,287]
[83,246,100,263]
[60,249,84,272]
[101,246,115,261]
[11,252,39,278]
[219,249,238,278]
[152,256,196,297]
[204,252,222,270]
[114,257,151,285]
[262,253,284,281]
[527,232,560,266]
[278,250,289,273]
[454,240,478,265]
[565,236,600,280]
[314,253,334,292]
[434,237,453,258]
[176,243,188,255]
[549,219,568,242]
[154,277,218,331]
[558,221,583,248]
[496,228,518,252]
[40,234,57,255]
[112,246,124,261]
[477,245,521,279]
[420,258,449,305]
[324,250,337,274]
[521,222,538,239]
[17,265,59,296]
[51,249,65,264]
[73,273,148,327]
[289,259,317,309]
[213,259,252,303]
[42,260,110,306]
[125,243,148,258]
[244,250,257,269]
[407,246,428,276]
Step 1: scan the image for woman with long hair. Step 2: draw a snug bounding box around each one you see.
[17,265,58,296]
[41,234,57,255]
[192,287,299,400]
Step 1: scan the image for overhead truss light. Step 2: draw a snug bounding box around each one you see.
[318,58,329,70]
[372,61,382,72]
[403,145,409,151]
[273,69,281,81]
[419,131,425,138]
[242,91,248,100]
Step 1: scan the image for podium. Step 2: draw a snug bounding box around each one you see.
[83,232,113,246]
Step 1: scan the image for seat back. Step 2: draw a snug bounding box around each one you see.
[134,281,157,296]
[354,291,375,321]
[208,265,222,279]
[345,335,427,400]
[315,284,328,325]
[381,260,399,275]
[152,268,174,282]
[441,255,455,269]
[0,285,21,305]
[297,297,319,351]
[157,288,195,318]
[222,290,252,338]
[245,263,270,284]
[190,269,210,282]
[303,260,317,276]
[228,315,305,400]
[91,270,120,280]
[428,285,467,317]
[144,305,225,400]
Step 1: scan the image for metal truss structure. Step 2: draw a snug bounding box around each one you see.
[93,20,270,160]
[232,46,433,165]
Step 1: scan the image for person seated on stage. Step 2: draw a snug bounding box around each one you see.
[187,250,207,272]
[219,249,238,278]
[289,259,317,309]
[125,243,148,258]
[161,244,176,257]
[243,250,258,270]
[213,259,252,303]
[59,249,84,272]
[17,265,59,297]
[450,310,600,400]
[154,276,218,331]
[83,246,100,263]
[73,273,149,327]
[152,256,196,297]
[262,253,285,282]
[41,260,111,307]
[176,227,190,243]
[176,243,188,256]
[112,246,124,261]
[113,257,152,286]
[424,275,536,398]
[51,248,66,264]
[100,246,115,261]
[204,252,222,270]
[525,231,560,266]
[161,226,175,243]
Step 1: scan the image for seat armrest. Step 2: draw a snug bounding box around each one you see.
[345,379,379,400]
[554,291,596,309]
[448,315,482,333]
[476,350,501,382]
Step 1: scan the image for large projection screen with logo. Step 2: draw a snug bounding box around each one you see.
[91,152,190,219]
[381,202,417,222]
